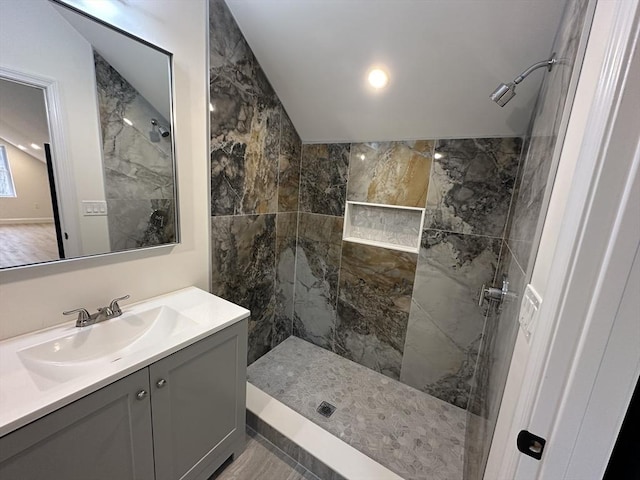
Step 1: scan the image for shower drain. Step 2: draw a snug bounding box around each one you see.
[316,401,336,418]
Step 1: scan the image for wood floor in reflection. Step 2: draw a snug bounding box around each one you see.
[0,223,59,268]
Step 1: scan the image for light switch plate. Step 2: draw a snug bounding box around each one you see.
[82,200,108,216]
[519,284,542,342]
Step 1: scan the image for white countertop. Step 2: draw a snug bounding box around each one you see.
[0,287,250,437]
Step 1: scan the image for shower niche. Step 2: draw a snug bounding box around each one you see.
[343,201,425,253]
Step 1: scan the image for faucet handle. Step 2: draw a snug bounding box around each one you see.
[63,308,91,326]
[109,295,130,316]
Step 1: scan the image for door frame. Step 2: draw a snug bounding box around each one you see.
[487,0,640,478]
[0,67,82,257]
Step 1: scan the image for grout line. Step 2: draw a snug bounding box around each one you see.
[276,105,283,212]
[300,135,523,145]
[298,211,344,219]
[291,210,299,336]
[272,108,282,332]
[501,135,527,242]
[423,227,504,241]
[492,239,507,286]
[210,212,278,219]
[291,139,304,337]
[332,143,351,352]
[505,240,527,276]
[466,309,491,412]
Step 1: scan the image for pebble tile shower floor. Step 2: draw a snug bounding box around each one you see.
[247,336,466,480]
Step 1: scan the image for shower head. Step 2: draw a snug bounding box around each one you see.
[158,125,170,138]
[491,53,557,107]
[151,118,171,138]
[490,82,517,107]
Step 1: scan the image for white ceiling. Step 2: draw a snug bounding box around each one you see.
[225,0,568,143]
[53,1,172,123]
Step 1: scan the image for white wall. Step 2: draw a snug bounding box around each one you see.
[0,141,54,222]
[0,0,109,256]
[0,0,209,340]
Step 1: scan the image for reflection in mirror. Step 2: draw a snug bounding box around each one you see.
[0,80,60,268]
[0,0,178,270]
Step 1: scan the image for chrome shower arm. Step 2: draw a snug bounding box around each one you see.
[513,53,557,85]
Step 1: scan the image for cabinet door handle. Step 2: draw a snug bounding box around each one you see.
[156,379,167,388]
[136,389,148,400]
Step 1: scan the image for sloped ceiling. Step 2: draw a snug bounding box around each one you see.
[225,0,568,143]
[53,1,172,123]
[0,79,49,163]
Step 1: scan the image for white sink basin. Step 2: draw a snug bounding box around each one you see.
[18,306,196,387]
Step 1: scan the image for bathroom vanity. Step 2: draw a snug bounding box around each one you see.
[0,287,249,480]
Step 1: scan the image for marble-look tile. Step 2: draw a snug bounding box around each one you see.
[278,111,302,212]
[424,138,522,237]
[464,244,526,480]
[274,212,297,347]
[106,199,175,251]
[210,108,280,216]
[505,0,589,273]
[95,52,177,253]
[248,336,466,480]
[212,427,319,480]
[209,0,277,138]
[400,230,499,408]
[347,203,422,250]
[507,184,544,273]
[293,213,343,349]
[209,0,280,216]
[347,141,433,207]
[210,214,276,364]
[299,144,349,216]
[95,53,175,202]
[335,242,418,380]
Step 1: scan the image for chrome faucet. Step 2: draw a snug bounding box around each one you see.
[64,295,130,327]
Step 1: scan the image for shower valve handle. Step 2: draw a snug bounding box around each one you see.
[479,276,511,307]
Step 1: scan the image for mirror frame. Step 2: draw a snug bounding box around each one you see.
[0,0,180,271]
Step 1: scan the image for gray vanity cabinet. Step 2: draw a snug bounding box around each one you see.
[150,320,247,480]
[0,368,155,479]
[0,319,247,480]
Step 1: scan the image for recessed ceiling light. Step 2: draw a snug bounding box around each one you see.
[17,145,27,151]
[367,68,389,89]
[123,118,133,126]
[30,143,41,150]
[434,152,444,160]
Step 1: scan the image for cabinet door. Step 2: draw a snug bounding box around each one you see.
[150,320,247,480]
[0,369,155,480]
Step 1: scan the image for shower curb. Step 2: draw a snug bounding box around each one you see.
[246,383,403,480]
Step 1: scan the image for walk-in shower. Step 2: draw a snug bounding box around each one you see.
[490,53,557,106]
[207,0,595,478]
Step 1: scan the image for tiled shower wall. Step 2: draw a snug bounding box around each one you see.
[94,53,176,250]
[464,0,593,478]
[293,139,523,409]
[208,0,301,363]
[206,0,580,428]
[206,0,522,409]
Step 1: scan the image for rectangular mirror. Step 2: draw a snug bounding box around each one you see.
[0,0,178,270]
